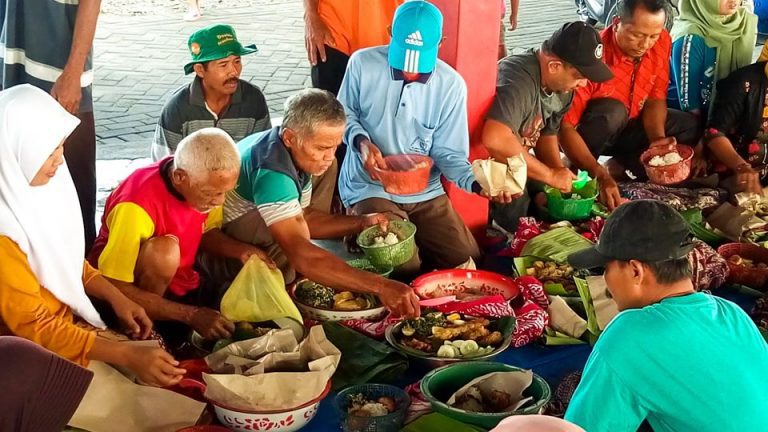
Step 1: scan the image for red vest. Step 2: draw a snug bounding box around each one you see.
[90,158,206,296]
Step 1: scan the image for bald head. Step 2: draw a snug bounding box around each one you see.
[171,128,241,213]
[174,128,240,180]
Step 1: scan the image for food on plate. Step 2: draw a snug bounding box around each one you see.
[728,254,768,269]
[295,281,378,310]
[452,386,515,413]
[397,312,503,358]
[347,393,397,417]
[525,260,577,291]
[372,232,400,247]
[649,152,683,167]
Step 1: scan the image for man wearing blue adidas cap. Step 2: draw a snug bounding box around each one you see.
[337,0,514,276]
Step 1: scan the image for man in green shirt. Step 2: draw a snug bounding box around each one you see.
[566,200,768,432]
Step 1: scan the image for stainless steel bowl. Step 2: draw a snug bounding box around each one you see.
[384,321,513,369]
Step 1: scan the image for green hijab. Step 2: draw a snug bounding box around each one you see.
[671,0,758,84]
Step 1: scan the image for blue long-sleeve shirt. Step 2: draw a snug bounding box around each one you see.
[337,46,475,207]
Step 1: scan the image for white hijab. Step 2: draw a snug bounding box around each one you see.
[0,84,104,328]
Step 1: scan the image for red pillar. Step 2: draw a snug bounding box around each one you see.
[432,0,500,240]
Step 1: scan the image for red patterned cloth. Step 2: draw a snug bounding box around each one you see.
[688,240,729,292]
[432,295,515,318]
[510,277,550,347]
[404,381,432,424]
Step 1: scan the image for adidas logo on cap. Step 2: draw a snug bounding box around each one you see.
[405,31,423,47]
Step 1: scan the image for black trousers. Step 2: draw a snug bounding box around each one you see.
[310,45,350,96]
[576,98,701,179]
[65,111,97,253]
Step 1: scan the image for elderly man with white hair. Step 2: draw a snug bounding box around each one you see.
[88,128,269,340]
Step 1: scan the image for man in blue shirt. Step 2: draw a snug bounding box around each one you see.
[565,200,768,432]
[337,0,512,276]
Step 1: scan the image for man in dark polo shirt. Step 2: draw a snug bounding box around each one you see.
[482,22,613,233]
[151,24,271,161]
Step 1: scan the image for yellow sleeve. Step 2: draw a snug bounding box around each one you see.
[760,43,768,63]
[204,206,223,232]
[98,202,155,283]
[0,236,96,366]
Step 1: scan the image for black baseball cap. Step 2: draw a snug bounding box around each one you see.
[568,200,695,270]
[544,21,613,83]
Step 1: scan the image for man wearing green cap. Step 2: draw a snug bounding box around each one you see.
[150,24,271,161]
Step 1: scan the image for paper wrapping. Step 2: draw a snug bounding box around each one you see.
[447,371,533,412]
[68,361,206,432]
[202,326,340,412]
[547,295,587,338]
[471,155,527,197]
[707,202,767,240]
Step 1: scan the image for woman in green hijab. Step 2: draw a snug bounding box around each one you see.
[669,0,757,117]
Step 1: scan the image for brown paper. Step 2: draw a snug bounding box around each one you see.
[447,371,533,412]
[202,326,340,412]
[68,361,206,432]
[471,155,527,197]
[586,276,619,330]
[205,328,298,371]
[707,202,767,240]
[548,295,587,338]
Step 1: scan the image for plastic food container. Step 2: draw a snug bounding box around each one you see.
[335,384,410,432]
[545,178,599,221]
[357,220,417,268]
[640,144,694,185]
[374,154,433,195]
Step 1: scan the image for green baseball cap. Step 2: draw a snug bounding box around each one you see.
[184,24,258,74]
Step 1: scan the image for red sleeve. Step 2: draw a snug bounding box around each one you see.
[563,83,596,127]
[650,31,672,100]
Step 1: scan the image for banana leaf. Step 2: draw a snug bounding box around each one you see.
[543,328,587,346]
[322,322,408,391]
[575,277,601,337]
[520,227,594,263]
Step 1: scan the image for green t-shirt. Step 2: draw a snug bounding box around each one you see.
[224,127,311,226]
[565,292,768,432]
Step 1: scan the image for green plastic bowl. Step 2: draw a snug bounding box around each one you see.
[346,258,394,278]
[420,362,552,429]
[356,220,417,268]
[545,179,598,221]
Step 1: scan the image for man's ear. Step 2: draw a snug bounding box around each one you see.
[193,63,205,78]
[629,260,645,284]
[282,128,298,150]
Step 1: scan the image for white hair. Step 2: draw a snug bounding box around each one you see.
[173,128,240,179]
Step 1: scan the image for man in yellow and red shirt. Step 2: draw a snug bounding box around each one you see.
[88,129,270,342]
[559,0,700,210]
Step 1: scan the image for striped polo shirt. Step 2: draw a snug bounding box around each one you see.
[150,77,271,161]
[0,0,94,112]
[223,127,312,226]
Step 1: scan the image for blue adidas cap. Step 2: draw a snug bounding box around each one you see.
[388,0,443,74]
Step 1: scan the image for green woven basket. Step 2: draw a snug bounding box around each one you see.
[356,220,417,268]
[346,258,394,278]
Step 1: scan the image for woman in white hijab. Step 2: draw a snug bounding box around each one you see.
[0,84,185,387]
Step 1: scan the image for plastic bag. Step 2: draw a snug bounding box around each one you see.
[220,256,302,323]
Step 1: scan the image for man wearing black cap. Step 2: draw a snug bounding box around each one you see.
[564,200,768,432]
[482,22,613,233]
